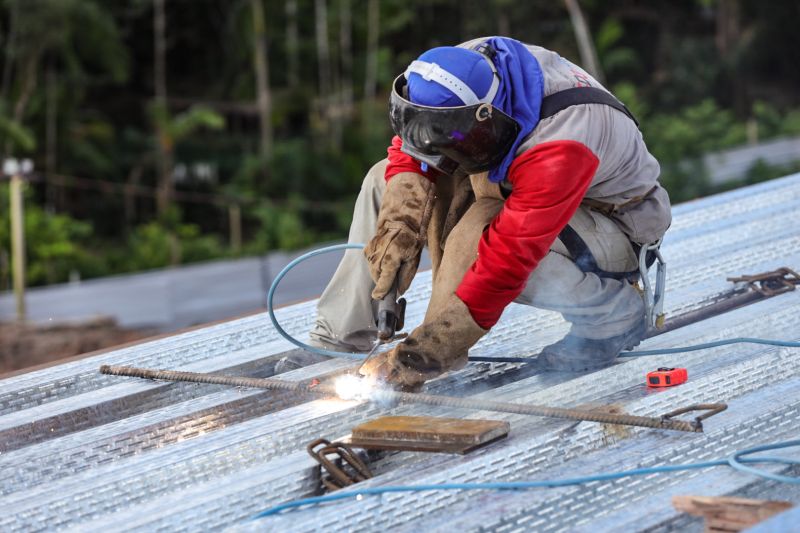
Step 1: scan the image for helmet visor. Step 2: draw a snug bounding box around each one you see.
[389,74,520,176]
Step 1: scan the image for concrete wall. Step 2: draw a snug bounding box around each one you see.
[705,136,800,185]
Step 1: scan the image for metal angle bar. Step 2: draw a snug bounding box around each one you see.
[650,289,763,337]
[648,266,800,337]
[99,365,723,432]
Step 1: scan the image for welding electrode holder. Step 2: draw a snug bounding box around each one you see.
[376,284,406,340]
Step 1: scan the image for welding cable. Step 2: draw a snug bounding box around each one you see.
[267,243,367,359]
[619,338,800,357]
[269,244,800,362]
[468,338,800,363]
[249,439,800,520]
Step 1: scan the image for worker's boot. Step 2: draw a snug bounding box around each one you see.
[536,314,647,372]
[307,332,375,354]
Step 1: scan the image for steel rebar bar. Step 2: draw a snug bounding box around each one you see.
[100,365,719,432]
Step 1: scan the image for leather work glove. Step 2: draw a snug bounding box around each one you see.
[364,172,435,299]
[359,294,487,390]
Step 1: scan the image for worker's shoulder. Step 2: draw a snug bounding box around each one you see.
[457,38,606,97]
[518,103,636,157]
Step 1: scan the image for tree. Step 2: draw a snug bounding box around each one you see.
[363,0,379,102]
[153,0,170,215]
[563,0,604,84]
[0,0,127,161]
[249,0,273,163]
[149,103,225,216]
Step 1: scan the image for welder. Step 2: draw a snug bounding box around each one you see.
[309,36,671,390]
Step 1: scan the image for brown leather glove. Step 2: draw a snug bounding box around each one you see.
[358,351,427,392]
[359,294,487,389]
[364,172,435,299]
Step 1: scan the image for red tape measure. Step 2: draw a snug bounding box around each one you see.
[646,367,687,387]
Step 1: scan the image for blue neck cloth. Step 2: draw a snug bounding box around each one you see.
[483,37,544,183]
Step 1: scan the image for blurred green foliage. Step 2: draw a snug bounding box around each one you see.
[120,218,226,272]
[1,0,800,287]
[0,184,96,286]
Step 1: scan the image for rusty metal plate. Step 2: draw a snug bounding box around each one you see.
[345,416,510,454]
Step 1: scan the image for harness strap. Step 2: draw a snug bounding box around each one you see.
[499,86,641,200]
[581,185,659,216]
[504,86,657,279]
[556,225,639,281]
[539,86,639,126]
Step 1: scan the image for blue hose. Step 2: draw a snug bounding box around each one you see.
[268,243,367,359]
[470,337,800,363]
[250,440,799,519]
[621,337,800,357]
[267,243,800,362]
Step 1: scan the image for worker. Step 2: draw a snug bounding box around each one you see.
[308,36,671,390]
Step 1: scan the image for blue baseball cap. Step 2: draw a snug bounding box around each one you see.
[405,46,499,108]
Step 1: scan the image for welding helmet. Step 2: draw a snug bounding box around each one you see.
[389,45,521,176]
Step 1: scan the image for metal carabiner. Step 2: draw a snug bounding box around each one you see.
[639,239,667,330]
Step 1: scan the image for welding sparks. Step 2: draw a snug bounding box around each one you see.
[334,374,376,401]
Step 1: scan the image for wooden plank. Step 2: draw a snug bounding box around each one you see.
[673,495,793,532]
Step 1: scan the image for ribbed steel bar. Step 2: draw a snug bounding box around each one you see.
[99,365,313,394]
[99,365,719,432]
[392,392,720,432]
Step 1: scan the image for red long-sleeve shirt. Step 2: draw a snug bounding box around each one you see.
[385,136,599,329]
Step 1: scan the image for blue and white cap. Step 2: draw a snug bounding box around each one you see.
[405,46,499,108]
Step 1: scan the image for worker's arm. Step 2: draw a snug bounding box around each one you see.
[361,140,599,389]
[455,140,599,328]
[363,136,438,299]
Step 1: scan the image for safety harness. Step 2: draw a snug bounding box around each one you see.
[528,86,667,326]
[502,86,655,281]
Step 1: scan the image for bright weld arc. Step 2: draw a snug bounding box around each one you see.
[334,374,377,401]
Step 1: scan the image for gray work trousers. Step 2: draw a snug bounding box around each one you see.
[310,159,644,351]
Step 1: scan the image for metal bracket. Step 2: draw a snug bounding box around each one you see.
[660,403,728,432]
[307,438,373,492]
[728,267,800,297]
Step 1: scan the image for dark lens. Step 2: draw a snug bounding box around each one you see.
[403,119,443,155]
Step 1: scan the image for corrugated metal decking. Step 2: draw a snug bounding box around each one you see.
[1,173,799,532]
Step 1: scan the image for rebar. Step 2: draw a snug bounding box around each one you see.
[99,364,317,393]
[100,365,723,432]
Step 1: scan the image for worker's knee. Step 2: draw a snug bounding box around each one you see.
[555,207,639,273]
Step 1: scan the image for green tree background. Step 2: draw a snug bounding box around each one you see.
[1,0,800,288]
